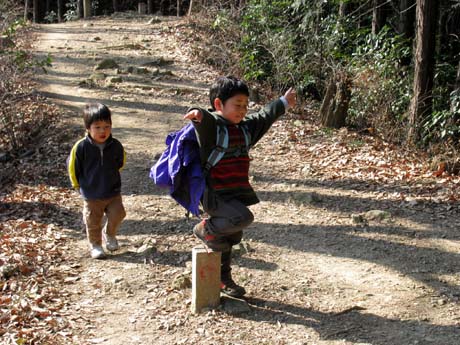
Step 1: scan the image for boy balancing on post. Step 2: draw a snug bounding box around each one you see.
[67,103,126,259]
[184,76,296,298]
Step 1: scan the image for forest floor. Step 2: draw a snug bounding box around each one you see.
[2,13,460,345]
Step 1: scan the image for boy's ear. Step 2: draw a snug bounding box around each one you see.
[213,98,224,112]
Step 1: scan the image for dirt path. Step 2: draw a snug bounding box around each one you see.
[33,14,460,345]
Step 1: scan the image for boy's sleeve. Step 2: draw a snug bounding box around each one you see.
[245,98,286,146]
[189,108,217,157]
[67,140,82,189]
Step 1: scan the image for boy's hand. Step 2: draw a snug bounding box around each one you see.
[183,109,203,123]
[284,87,297,109]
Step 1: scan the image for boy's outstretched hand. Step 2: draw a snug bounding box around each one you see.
[284,87,297,109]
[184,109,203,123]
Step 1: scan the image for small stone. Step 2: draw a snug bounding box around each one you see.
[301,164,312,175]
[297,192,321,204]
[364,210,390,221]
[171,274,192,290]
[0,152,12,162]
[221,296,251,314]
[89,72,107,81]
[107,76,122,84]
[112,277,123,284]
[232,242,253,257]
[351,214,365,224]
[1,264,18,279]
[94,59,119,70]
[147,17,161,24]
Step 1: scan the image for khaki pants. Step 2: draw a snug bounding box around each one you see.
[83,194,126,246]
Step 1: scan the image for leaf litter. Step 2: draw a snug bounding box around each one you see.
[1,14,460,345]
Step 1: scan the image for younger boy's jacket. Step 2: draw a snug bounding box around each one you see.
[67,135,125,200]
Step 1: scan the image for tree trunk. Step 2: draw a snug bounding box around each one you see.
[32,0,46,23]
[24,0,29,21]
[456,60,460,90]
[408,0,440,143]
[113,0,118,12]
[372,0,388,34]
[83,0,91,18]
[33,0,39,23]
[399,0,416,39]
[339,2,348,18]
[57,0,63,22]
[148,0,153,14]
[337,1,349,28]
[451,59,460,114]
[320,73,351,128]
[77,0,84,18]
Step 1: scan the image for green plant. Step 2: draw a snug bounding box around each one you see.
[347,27,412,142]
[2,19,25,38]
[0,20,53,152]
[239,0,295,86]
[44,11,57,23]
[422,89,460,144]
[64,0,79,21]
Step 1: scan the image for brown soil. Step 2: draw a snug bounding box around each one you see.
[31,13,460,345]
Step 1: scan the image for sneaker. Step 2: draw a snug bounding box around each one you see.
[90,244,106,259]
[193,221,227,252]
[103,234,119,251]
[221,278,246,298]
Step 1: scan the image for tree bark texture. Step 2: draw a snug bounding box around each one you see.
[148,0,153,14]
[399,0,416,40]
[408,0,439,143]
[372,0,388,34]
[33,0,39,23]
[320,73,351,129]
[339,2,348,18]
[456,60,460,90]
[24,0,29,21]
[83,0,91,18]
[451,59,460,115]
[57,0,63,22]
[77,0,84,18]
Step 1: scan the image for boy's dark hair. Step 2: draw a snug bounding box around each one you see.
[83,103,112,129]
[209,76,249,110]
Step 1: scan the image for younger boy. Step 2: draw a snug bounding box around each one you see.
[184,76,296,297]
[67,103,126,259]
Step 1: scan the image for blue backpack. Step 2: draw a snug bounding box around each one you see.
[150,122,251,216]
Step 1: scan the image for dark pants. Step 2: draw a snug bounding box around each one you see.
[203,194,254,280]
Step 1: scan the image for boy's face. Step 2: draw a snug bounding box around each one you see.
[88,120,112,144]
[215,93,249,124]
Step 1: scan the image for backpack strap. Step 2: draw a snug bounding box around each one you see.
[203,123,252,175]
[203,125,228,175]
[240,124,251,151]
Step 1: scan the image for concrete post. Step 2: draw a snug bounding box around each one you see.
[191,247,221,314]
